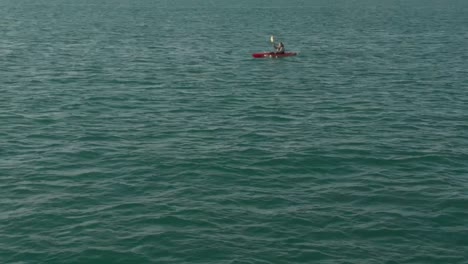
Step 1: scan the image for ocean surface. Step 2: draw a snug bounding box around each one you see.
[1,0,468,263]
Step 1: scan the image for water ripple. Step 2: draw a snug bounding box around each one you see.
[2,0,468,263]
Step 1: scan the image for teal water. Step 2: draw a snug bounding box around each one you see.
[1,0,468,263]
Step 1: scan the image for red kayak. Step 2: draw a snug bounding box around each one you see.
[252,52,297,58]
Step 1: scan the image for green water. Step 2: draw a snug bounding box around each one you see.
[1,0,468,263]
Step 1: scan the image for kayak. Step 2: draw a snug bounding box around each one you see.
[252,52,297,58]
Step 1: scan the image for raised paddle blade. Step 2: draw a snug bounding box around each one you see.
[270,35,274,43]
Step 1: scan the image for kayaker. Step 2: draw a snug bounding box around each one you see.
[275,42,285,54]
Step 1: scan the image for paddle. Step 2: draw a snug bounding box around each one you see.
[270,35,276,53]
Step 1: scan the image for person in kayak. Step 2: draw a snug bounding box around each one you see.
[274,42,285,54]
